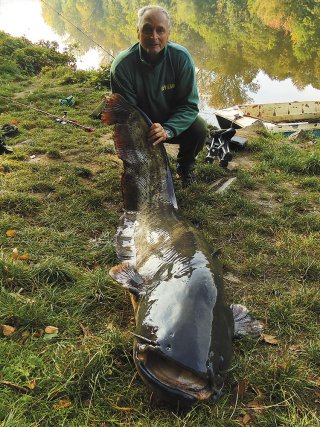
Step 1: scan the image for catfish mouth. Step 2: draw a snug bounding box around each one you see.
[135,348,217,404]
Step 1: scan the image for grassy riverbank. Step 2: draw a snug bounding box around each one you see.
[1,45,320,427]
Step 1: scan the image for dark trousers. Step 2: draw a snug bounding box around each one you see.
[168,115,207,170]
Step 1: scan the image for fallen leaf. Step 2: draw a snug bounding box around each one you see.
[289,344,303,353]
[11,120,18,124]
[32,329,44,339]
[43,332,59,341]
[53,398,72,410]
[25,379,37,390]
[2,324,16,336]
[247,400,265,413]
[232,379,248,403]
[79,323,92,337]
[5,229,16,237]
[45,326,59,334]
[309,377,320,386]
[242,413,252,425]
[262,334,279,345]
[18,254,31,260]
[12,247,19,260]
[238,379,249,400]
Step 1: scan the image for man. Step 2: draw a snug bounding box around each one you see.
[110,5,207,186]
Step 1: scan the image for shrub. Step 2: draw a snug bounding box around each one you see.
[15,45,75,75]
[0,31,31,56]
[0,59,21,76]
[89,64,111,89]
[40,64,111,88]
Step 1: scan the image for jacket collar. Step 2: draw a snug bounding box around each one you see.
[138,43,168,67]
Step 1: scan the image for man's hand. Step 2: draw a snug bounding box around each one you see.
[147,123,168,146]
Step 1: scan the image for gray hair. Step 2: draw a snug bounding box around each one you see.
[137,5,171,29]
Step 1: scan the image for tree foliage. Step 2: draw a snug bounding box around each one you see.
[40,0,320,106]
[0,31,75,77]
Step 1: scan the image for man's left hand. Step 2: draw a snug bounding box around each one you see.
[147,123,168,146]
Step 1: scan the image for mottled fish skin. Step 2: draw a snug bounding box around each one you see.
[102,94,177,211]
[103,94,234,406]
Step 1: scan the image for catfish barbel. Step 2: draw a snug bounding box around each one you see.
[102,93,262,406]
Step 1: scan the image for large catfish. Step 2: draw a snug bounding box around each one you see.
[102,94,261,406]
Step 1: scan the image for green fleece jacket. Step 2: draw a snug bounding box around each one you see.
[110,42,199,139]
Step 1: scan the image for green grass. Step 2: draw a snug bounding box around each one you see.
[0,69,319,426]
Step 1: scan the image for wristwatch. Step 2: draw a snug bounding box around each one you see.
[163,128,174,140]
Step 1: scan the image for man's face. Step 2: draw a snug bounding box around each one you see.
[137,10,170,59]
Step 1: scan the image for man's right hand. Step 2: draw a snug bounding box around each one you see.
[147,123,168,145]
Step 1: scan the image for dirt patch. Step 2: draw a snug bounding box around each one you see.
[27,154,49,164]
[245,188,281,211]
[14,139,34,148]
[224,272,242,284]
[14,83,38,99]
[281,181,303,196]
[228,152,257,171]
[100,134,114,146]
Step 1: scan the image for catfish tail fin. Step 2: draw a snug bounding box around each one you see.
[102,93,134,125]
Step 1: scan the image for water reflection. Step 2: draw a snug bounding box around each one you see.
[41,0,320,108]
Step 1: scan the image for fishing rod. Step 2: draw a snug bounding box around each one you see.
[0,95,95,132]
[40,0,115,59]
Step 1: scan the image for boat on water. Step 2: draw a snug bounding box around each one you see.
[215,101,320,134]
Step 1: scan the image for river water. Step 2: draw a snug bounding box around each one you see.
[0,0,103,69]
[1,0,320,119]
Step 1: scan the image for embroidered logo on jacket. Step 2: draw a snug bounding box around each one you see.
[161,83,175,91]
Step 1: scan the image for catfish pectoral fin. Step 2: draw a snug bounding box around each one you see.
[231,304,263,338]
[109,262,144,296]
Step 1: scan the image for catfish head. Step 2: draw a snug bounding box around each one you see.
[110,258,234,407]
